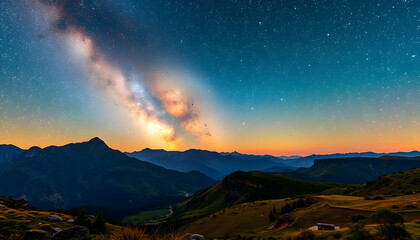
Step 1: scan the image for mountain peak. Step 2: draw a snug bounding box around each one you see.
[86,137,108,149]
[88,137,105,144]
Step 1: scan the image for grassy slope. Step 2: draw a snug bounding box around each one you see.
[178,168,420,239]
[181,193,420,239]
[181,198,289,237]
[0,196,120,239]
[171,171,340,227]
[350,168,420,197]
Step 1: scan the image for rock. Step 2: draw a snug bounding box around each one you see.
[185,233,205,240]
[0,204,6,208]
[52,225,91,240]
[24,230,48,240]
[53,228,61,233]
[47,214,63,222]
[67,218,74,223]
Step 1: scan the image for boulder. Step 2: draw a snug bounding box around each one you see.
[52,225,91,240]
[67,218,74,223]
[185,233,205,240]
[47,214,63,222]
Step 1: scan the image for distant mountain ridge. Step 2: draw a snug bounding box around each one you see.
[278,156,420,184]
[0,138,216,218]
[126,149,420,179]
[0,144,24,165]
[126,149,292,180]
[278,151,420,168]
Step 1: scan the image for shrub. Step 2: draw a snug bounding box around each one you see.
[371,195,384,200]
[351,214,366,223]
[74,208,91,230]
[92,212,107,234]
[348,220,372,240]
[371,208,412,240]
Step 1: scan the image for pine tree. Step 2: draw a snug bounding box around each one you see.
[74,208,91,230]
[92,212,107,234]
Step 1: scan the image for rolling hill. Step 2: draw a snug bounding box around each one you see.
[179,168,420,239]
[0,138,216,219]
[278,156,420,183]
[169,171,340,227]
[349,168,420,197]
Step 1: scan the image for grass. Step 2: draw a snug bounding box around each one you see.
[171,171,340,228]
[182,199,290,238]
[405,222,420,240]
[122,208,170,224]
[180,193,420,239]
[350,168,420,197]
[110,227,184,240]
[316,193,420,212]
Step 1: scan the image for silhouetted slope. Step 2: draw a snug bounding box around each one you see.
[281,151,420,168]
[0,144,23,165]
[279,156,420,183]
[0,138,216,211]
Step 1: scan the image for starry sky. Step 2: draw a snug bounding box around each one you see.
[0,0,419,155]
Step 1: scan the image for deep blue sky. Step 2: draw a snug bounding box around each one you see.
[0,0,419,154]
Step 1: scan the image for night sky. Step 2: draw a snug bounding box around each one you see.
[0,0,419,155]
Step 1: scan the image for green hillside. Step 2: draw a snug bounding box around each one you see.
[170,171,340,227]
[349,168,420,197]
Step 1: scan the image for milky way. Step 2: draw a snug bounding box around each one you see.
[0,0,418,154]
[35,0,212,147]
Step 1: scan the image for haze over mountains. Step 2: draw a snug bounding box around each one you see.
[126,149,292,180]
[127,148,420,180]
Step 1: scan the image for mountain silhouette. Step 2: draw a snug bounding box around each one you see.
[127,148,292,180]
[0,138,216,214]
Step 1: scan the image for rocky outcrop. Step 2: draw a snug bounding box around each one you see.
[52,225,91,240]
[0,196,29,209]
[47,214,63,222]
[185,233,205,240]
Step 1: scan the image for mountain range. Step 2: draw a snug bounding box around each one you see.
[0,144,24,165]
[0,138,216,219]
[127,149,420,179]
[126,149,292,180]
